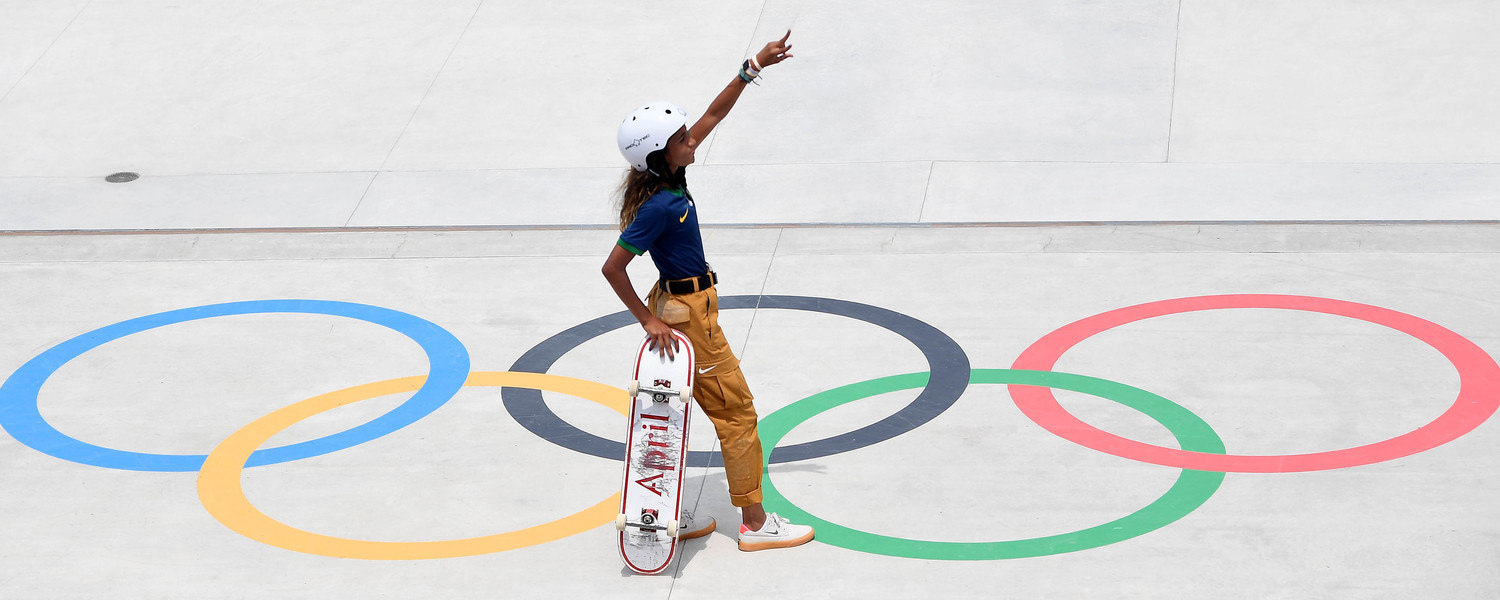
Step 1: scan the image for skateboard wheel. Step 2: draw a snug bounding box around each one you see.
[680,387,692,403]
[615,514,627,531]
[627,381,640,397]
[667,520,679,537]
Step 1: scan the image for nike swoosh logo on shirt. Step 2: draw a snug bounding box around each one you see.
[697,365,716,374]
[679,207,690,223]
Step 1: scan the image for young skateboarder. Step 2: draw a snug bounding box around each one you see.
[601,31,815,552]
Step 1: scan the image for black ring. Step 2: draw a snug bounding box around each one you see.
[503,295,971,467]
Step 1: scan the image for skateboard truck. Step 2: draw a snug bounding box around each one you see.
[627,380,692,404]
[615,510,680,537]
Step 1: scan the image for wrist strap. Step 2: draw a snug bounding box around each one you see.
[739,59,761,85]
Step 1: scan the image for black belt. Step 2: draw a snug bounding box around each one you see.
[660,271,717,295]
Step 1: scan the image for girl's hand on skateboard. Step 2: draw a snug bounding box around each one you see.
[643,316,679,359]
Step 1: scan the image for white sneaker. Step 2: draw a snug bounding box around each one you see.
[680,511,716,540]
[737,513,814,551]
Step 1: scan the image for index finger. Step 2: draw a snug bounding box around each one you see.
[780,29,792,44]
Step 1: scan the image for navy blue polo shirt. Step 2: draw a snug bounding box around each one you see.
[617,187,707,281]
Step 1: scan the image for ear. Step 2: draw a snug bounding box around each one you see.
[646,149,670,173]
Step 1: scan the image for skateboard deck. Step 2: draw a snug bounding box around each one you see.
[616,330,694,575]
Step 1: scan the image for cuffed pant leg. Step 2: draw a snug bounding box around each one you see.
[693,367,764,507]
[650,285,761,506]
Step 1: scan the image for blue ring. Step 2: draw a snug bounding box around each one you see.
[0,300,470,472]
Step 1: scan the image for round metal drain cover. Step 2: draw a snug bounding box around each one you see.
[105,172,139,183]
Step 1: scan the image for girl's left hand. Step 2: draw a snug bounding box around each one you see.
[755,30,794,68]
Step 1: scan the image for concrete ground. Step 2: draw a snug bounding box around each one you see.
[2,1,1498,598]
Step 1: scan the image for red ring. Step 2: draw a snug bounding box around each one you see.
[1010,295,1500,473]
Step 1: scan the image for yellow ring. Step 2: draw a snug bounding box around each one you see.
[197,371,627,560]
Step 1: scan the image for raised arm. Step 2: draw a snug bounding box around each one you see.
[688,30,795,142]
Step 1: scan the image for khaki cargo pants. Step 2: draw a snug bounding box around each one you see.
[647,284,764,507]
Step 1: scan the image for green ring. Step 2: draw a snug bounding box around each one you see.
[759,369,1227,560]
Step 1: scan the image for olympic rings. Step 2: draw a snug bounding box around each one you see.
[1010,294,1500,473]
[197,371,626,559]
[0,300,469,472]
[502,295,971,467]
[5,292,1498,563]
[759,370,1225,560]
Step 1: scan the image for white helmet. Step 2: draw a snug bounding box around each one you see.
[617,101,688,172]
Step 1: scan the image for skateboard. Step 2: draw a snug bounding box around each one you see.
[616,330,695,575]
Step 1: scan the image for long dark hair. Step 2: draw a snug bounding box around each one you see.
[616,150,687,231]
